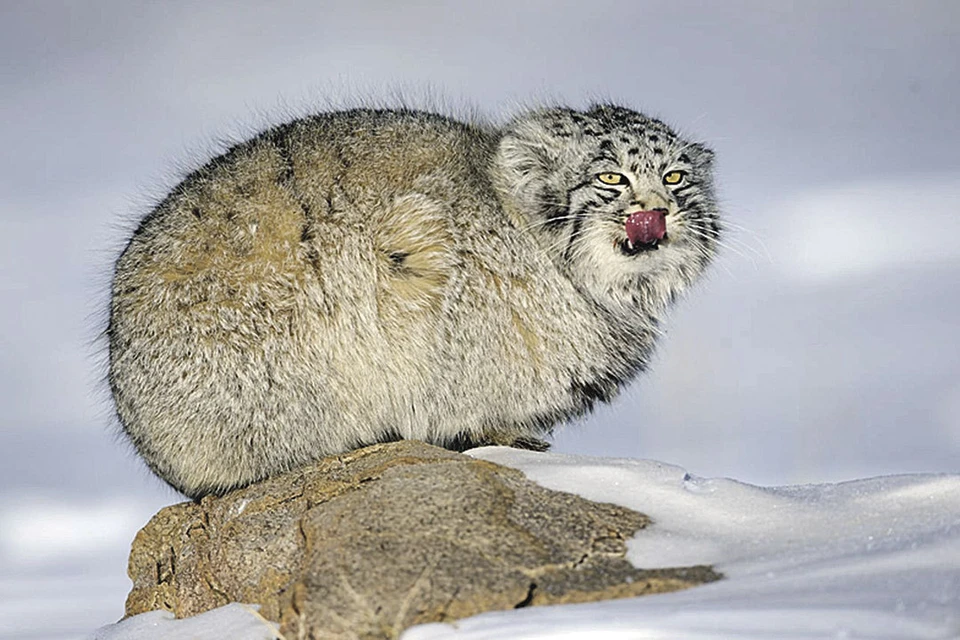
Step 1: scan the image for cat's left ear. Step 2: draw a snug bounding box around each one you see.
[691,142,715,167]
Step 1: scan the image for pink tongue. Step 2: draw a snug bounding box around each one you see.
[625,210,667,245]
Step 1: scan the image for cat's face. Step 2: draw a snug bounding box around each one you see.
[495,105,720,307]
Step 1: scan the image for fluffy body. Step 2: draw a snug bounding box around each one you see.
[108,105,720,498]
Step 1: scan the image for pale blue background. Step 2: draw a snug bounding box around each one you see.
[1,2,958,637]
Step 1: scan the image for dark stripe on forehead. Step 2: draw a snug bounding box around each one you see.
[589,153,619,165]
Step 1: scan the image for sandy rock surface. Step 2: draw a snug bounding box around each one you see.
[125,441,719,639]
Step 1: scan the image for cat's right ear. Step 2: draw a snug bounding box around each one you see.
[493,111,569,203]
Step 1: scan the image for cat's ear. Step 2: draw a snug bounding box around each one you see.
[495,112,567,187]
[690,142,715,168]
[493,109,572,220]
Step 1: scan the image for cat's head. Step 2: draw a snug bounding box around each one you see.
[494,105,720,310]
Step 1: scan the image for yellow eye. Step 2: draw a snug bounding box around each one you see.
[663,170,685,185]
[597,173,626,185]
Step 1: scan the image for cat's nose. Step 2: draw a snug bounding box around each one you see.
[633,193,670,211]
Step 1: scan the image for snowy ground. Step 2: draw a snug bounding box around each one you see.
[91,447,960,640]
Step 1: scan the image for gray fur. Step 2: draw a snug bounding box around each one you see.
[108,105,720,498]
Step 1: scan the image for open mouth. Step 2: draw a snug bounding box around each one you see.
[622,209,667,256]
[619,236,663,255]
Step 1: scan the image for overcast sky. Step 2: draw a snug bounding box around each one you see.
[1,2,959,634]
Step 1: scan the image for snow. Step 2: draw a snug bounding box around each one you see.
[404,448,960,640]
[88,604,278,640]
[89,448,960,640]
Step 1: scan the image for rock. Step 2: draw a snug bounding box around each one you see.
[125,441,720,639]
